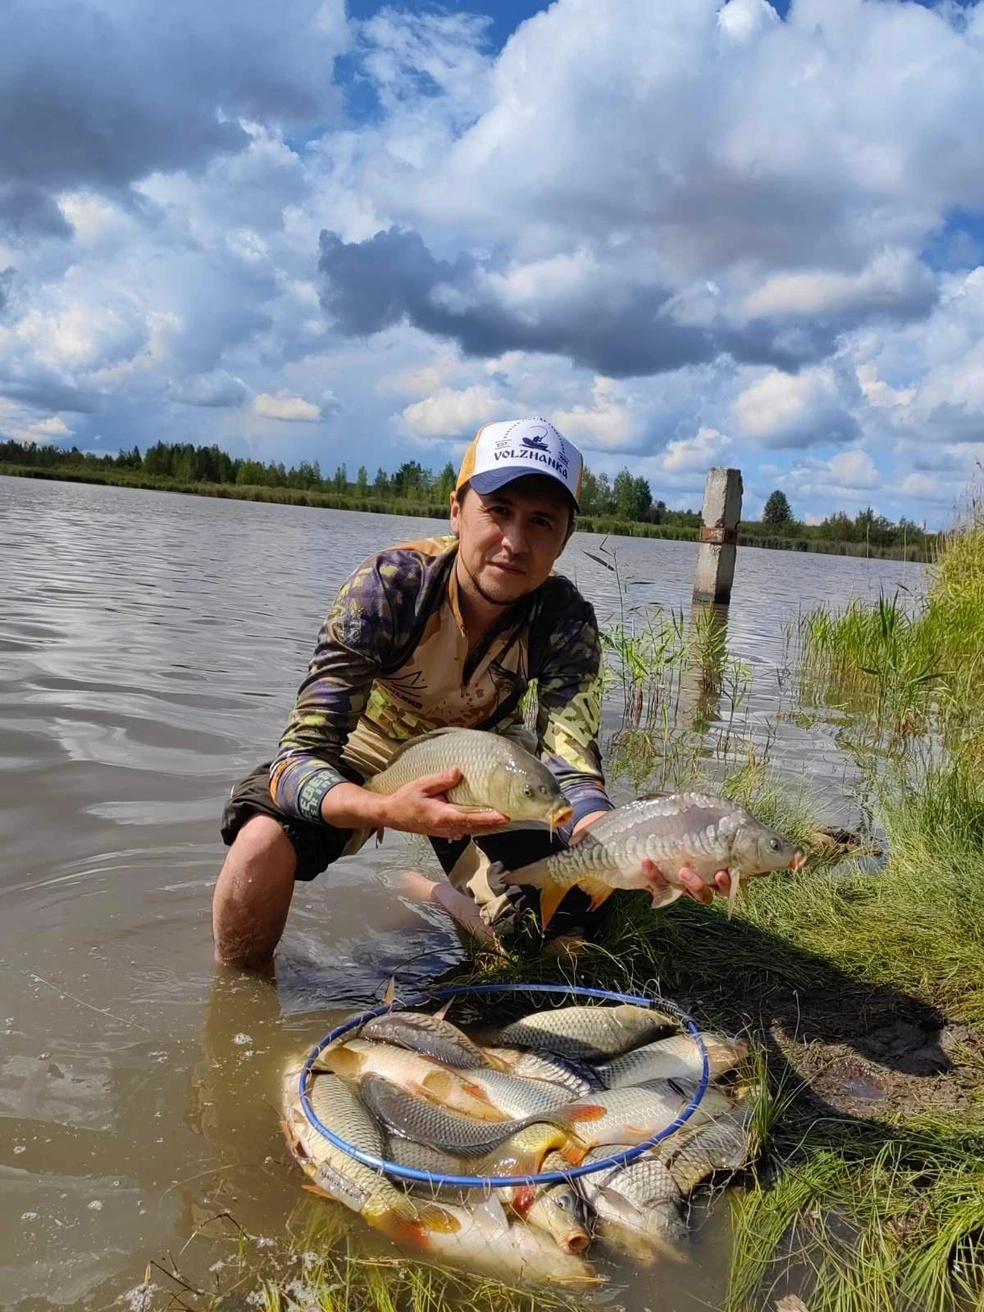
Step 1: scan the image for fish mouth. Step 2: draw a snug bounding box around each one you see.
[558,1228,591,1255]
[548,802,574,829]
[789,849,806,871]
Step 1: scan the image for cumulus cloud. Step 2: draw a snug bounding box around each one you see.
[0,0,347,201]
[250,391,321,422]
[551,378,636,451]
[660,426,733,473]
[402,383,503,440]
[317,226,798,378]
[731,367,860,449]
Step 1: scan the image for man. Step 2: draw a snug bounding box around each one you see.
[212,417,731,969]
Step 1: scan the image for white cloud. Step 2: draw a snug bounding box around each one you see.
[742,249,935,323]
[660,426,732,472]
[402,383,504,439]
[552,377,635,451]
[250,391,321,422]
[731,366,858,449]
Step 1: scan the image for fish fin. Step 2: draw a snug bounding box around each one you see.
[598,1185,648,1224]
[538,883,568,930]
[577,877,614,912]
[433,998,453,1022]
[420,1068,498,1114]
[562,1103,608,1123]
[383,974,397,1005]
[510,1184,536,1216]
[301,1182,338,1201]
[317,1045,360,1079]
[471,1192,510,1235]
[497,859,547,889]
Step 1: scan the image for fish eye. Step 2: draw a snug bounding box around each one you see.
[769,837,782,852]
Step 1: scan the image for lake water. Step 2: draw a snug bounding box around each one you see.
[0,476,926,1310]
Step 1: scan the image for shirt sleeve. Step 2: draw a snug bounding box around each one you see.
[533,592,613,828]
[269,555,398,824]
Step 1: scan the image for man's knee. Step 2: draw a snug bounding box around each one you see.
[228,813,298,871]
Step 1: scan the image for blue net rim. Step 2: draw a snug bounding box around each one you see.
[299,981,711,1190]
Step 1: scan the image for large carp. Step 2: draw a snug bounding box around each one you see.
[364,727,573,828]
[495,792,805,926]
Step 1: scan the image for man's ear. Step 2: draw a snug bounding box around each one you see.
[449,490,461,538]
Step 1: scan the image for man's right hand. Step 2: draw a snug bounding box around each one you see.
[320,768,508,840]
[381,768,508,840]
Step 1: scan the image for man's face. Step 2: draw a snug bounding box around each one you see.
[450,475,573,608]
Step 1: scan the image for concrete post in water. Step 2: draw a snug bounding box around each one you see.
[692,467,742,605]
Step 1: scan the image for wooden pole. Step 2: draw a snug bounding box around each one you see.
[692,467,742,605]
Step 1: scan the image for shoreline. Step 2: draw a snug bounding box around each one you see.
[0,463,933,562]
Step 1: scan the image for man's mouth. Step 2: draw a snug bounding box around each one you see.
[489,561,525,576]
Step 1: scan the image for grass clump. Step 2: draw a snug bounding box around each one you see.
[728,1118,984,1312]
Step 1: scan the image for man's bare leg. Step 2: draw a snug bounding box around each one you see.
[212,815,297,969]
[398,870,503,948]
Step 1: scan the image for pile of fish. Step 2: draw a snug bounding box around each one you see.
[282,1000,756,1285]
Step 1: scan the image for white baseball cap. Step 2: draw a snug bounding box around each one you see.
[455,417,584,508]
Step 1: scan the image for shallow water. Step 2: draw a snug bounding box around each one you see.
[0,476,925,1309]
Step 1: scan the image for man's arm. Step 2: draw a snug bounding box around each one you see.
[269,556,392,825]
[270,554,507,839]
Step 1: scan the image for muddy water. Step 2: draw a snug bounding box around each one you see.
[0,476,925,1309]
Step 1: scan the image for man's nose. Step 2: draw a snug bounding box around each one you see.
[502,520,530,554]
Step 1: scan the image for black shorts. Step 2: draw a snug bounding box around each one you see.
[220,763,609,936]
[220,761,362,882]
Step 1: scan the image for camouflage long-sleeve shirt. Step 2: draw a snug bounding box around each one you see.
[270,534,612,829]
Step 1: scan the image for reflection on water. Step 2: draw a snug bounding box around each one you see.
[0,476,926,1308]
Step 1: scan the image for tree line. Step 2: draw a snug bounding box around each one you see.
[0,437,937,549]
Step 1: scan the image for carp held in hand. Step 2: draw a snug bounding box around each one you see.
[495,791,806,927]
[282,996,755,1284]
[364,727,573,829]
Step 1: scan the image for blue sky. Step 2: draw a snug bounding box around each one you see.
[2,0,984,526]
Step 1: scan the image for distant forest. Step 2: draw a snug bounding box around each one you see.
[0,437,938,560]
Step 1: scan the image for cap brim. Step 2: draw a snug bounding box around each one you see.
[468,467,579,510]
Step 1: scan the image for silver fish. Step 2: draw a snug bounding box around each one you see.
[527,1150,592,1255]
[359,1072,535,1155]
[597,1031,747,1088]
[456,1067,574,1119]
[577,1144,687,1263]
[360,1009,496,1070]
[497,792,805,926]
[662,1104,755,1193]
[486,1046,605,1097]
[404,1192,598,1285]
[364,727,573,828]
[550,1080,734,1150]
[316,1039,506,1121]
[281,1069,458,1245]
[480,1003,675,1061]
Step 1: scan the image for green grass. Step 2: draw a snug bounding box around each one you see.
[728,1118,984,1312]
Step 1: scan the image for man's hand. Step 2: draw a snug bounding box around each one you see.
[381,768,509,840]
[643,858,733,906]
[321,769,508,840]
